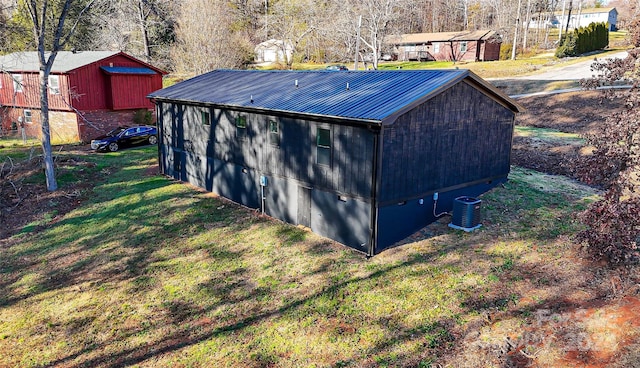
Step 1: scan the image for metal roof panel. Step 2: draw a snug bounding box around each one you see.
[0,51,120,73]
[100,66,157,75]
[149,69,480,122]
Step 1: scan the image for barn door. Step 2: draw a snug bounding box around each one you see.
[297,186,311,227]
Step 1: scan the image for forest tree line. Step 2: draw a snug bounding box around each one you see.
[0,0,635,75]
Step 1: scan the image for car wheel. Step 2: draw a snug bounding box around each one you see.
[108,142,119,152]
[148,135,158,145]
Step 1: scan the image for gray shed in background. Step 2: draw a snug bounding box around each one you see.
[148,69,523,256]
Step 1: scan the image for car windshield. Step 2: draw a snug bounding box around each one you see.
[106,128,127,137]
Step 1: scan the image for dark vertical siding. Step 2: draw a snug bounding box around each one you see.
[157,102,376,253]
[311,190,371,253]
[157,104,375,201]
[379,81,515,203]
[182,107,376,199]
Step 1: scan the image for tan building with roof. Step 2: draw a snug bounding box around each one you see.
[386,30,502,62]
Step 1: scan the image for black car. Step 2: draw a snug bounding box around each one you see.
[90,125,158,152]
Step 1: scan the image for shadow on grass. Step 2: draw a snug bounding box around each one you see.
[0,145,610,367]
[45,241,471,368]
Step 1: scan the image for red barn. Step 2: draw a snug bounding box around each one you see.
[0,51,166,143]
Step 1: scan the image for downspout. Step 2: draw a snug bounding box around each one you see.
[368,124,382,257]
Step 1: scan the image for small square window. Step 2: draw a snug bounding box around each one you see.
[201,110,210,125]
[269,120,280,146]
[236,115,247,139]
[460,41,468,53]
[316,127,331,166]
[24,110,32,123]
[48,75,60,94]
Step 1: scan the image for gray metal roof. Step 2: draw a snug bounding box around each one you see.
[0,51,119,73]
[149,69,522,124]
[100,66,157,75]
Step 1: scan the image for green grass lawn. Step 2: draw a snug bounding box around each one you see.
[0,145,600,367]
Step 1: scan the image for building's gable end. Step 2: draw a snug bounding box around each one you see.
[374,81,515,252]
[379,80,515,203]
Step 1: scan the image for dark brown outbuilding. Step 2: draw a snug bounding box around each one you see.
[149,69,523,256]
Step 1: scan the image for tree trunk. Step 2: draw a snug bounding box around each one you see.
[522,0,532,50]
[354,15,362,70]
[138,0,151,60]
[559,0,566,40]
[512,0,522,60]
[39,69,58,191]
[565,0,573,36]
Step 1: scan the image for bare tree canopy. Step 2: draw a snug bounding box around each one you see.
[3,0,627,74]
[90,0,177,69]
[171,0,254,74]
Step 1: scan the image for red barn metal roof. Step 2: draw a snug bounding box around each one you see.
[0,51,166,74]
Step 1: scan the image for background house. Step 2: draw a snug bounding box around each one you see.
[528,7,618,31]
[554,7,617,31]
[0,51,166,143]
[387,30,502,62]
[254,39,294,64]
[148,69,523,256]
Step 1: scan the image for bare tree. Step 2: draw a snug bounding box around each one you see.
[512,0,522,59]
[564,0,573,35]
[90,0,176,68]
[23,0,96,191]
[346,0,408,70]
[172,0,253,75]
[267,0,319,68]
[522,0,532,50]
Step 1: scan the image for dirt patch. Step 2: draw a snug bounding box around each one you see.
[0,145,95,239]
[511,90,624,183]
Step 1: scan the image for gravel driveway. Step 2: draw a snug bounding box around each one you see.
[516,51,628,81]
